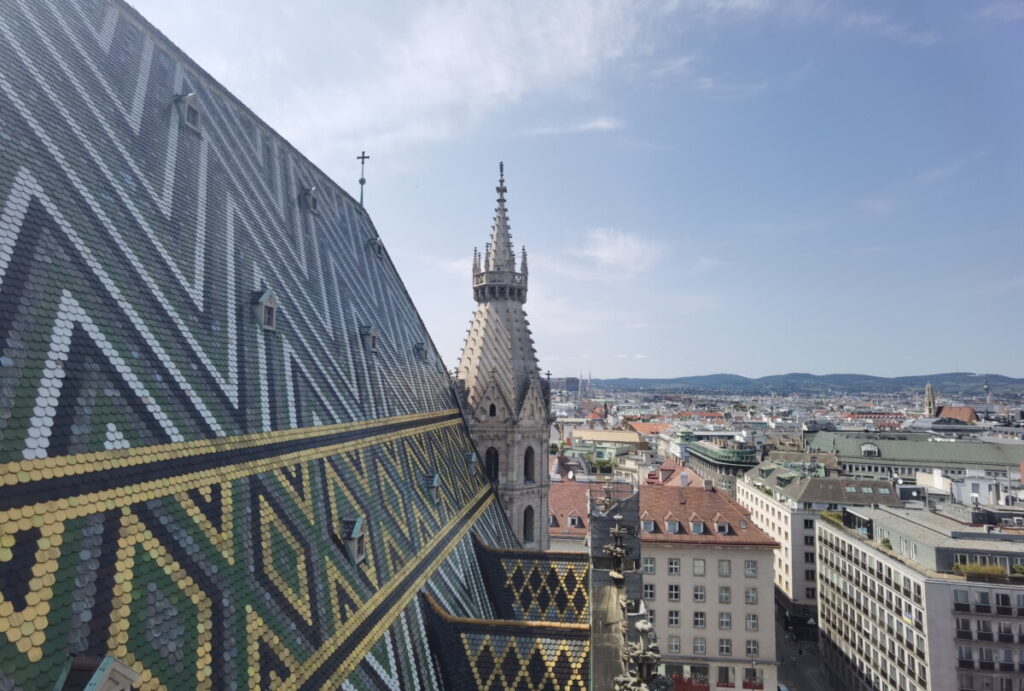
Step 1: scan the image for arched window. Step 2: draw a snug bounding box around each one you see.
[523,505,534,544]
[524,446,535,483]
[485,447,499,482]
[861,443,881,458]
[488,403,496,417]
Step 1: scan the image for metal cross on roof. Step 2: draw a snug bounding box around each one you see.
[357,150,369,206]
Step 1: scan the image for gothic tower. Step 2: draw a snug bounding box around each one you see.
[457,163,550,549]
[924,382,937,417]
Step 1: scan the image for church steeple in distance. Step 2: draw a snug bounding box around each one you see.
[457,162,549,549]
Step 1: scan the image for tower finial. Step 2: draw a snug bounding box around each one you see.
[357,150,370,206]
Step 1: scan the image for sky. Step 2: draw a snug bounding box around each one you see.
[131,0,1024,379]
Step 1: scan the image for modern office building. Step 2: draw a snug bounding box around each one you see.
[817,506,1024,691]
[736,462,902,626]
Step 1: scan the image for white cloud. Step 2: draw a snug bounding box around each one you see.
[135,0,641,160]
[571,228,662,272]
[525,117,624,136]
[840,12,940,46]
[980,1,1024,21]
[860,197,893,216]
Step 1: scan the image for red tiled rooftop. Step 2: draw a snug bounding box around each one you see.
[548,480,590,539]
[629,422,670,436]
[638,484,778,547]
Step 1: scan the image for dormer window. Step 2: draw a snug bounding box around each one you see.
[549,513,558,526]
[175,92,201,133]
[426,473,441,504]
[569,515,583,528]
[368,237,385,257]
[253,289,278,331]
[666,520,681,534]
[691,521,704,534]
[716,522,729,535]
[413,342,427,362]
[642,520,655,533]
[359,326,380,355]
[861,443,881,458]
[340,517,366,564]
[299,186,320,213]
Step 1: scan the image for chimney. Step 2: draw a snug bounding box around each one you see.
[704,479,714,492]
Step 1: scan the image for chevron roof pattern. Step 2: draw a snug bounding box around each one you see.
[0,0,588,688]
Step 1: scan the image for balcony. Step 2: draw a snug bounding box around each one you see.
[953,602,970,612]
[998,633,1014,643]
[958,659,974,669]
[999,663,1015,672]
[976,632,993,641]
[974,604,991,614]
[978,661,995,671]
[955,630,972,641]
[996,606,1013,616]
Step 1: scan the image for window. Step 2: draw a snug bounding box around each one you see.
[548,513,557,527]
[522,506,534,543]
[954,589,969,604]
[693,637,706,655]
[484,447,499,482]
[691,521,705,534]
[804,519,815,529]
[806,587,816,598]
[668,558,680,575]
[668,610,679,627]
[643,583,655,600]
[716,522,729,535]
[958,646,973,661]
[488,403,497,417]
[694,585,706,602]
[805,570,816,581]
[693,612,706,628]
[719,639,732,656]
[663,635,679,653]
[643,557,656,574]
[668,584,680,602]
[976,592,991,605]
[694,559,706,577]
[746,614,758,631]
[745,588,758,605]
[804,552,815,563]
[719,560,732,577]
[719,612,732,630]
[523,447,535,483]
[568,515,582,528]
[804,535,815,546]
[175,92,201,133]
[861,443,881,458]
[642,520,655,533]
[254,289,279,331]
[746,640,759,656]
[745,560,757,578]
[719,587,731,604]
[647,609,655,625]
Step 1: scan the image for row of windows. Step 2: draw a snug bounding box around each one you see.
[642,557,758,578]
[648,609,760,631]
[667,637,759,657]
[483,445,536,483]
[959,674,1024,691]
[642,584,759,605]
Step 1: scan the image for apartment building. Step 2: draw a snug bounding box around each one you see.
[817,506,1024,691]
[736,462,902,624]
[639,481,778,690]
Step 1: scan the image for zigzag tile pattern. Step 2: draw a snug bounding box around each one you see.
[0,0,532,688]
[473,537,590,625]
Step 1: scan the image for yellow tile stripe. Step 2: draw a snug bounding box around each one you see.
[0,416,463,526]
[0,409,457,485]
[281,486,494,690]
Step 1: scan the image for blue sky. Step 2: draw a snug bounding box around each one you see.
[133,0,1023,378]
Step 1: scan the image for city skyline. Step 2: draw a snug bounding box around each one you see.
[133,0,1024,378]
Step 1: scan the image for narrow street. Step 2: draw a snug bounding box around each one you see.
[775,615,830,691]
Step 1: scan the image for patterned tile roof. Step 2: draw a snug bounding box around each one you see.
[0,0,548,688]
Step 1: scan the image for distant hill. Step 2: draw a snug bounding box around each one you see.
[593,372,1024,396]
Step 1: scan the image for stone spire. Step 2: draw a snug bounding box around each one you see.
[520,246,528,275]
[924,382,936,417]
[456,162,549,549]
[485,162,516,272]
